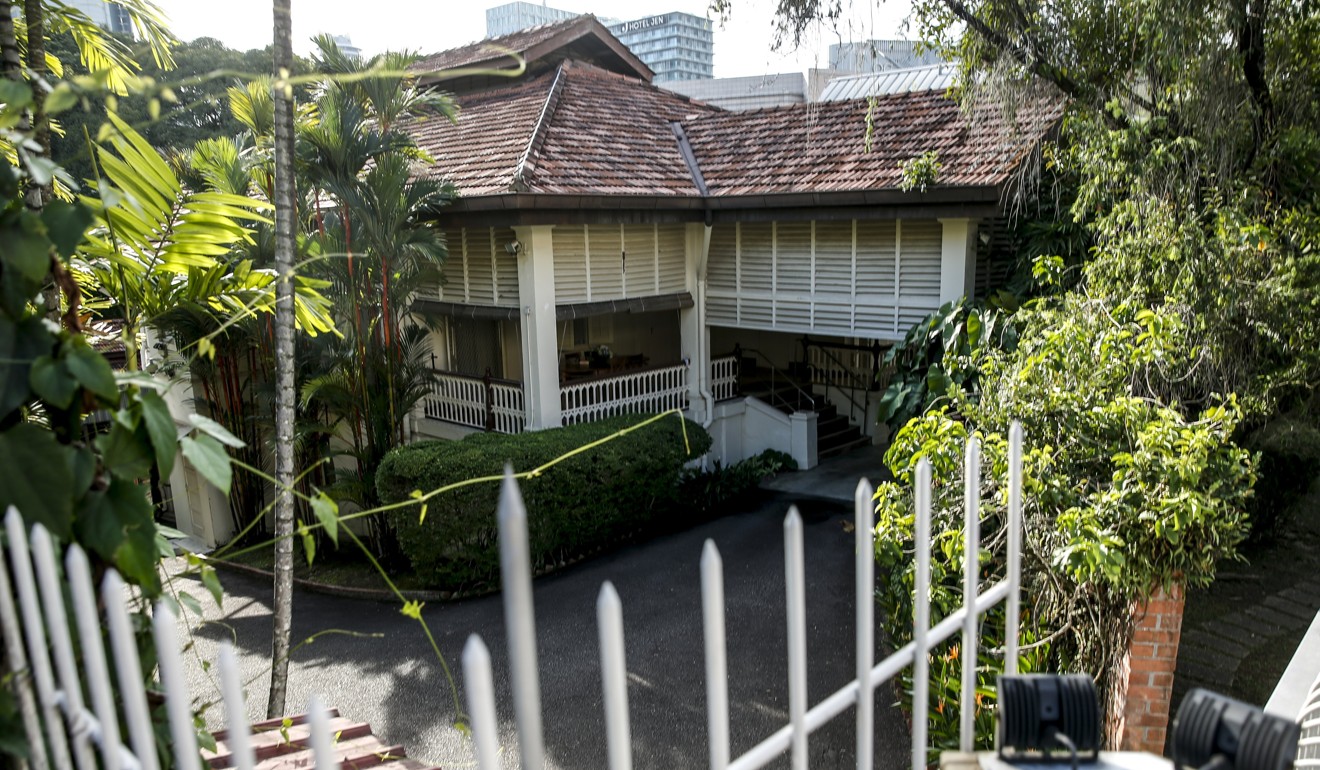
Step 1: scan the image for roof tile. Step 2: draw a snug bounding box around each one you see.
[681,90,1062,195]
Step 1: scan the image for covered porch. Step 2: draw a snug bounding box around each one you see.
[419,302,699,434]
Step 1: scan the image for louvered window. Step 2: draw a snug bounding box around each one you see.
[703,218,954,341]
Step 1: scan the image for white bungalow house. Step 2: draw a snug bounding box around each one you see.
[404,16,1059,469]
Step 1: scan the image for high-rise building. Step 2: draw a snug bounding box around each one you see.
[65,0,134,37]
[332,35,362,60]
[829,40,943,73]
[608,12,712,82]
[486,1,581,38]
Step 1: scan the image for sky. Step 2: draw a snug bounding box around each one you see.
[149,0,914,79]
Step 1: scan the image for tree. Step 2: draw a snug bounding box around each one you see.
[266,0,297,720]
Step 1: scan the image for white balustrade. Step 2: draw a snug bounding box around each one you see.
[560,362,689,426]
[712,354,739,401]
[423,370,525,434]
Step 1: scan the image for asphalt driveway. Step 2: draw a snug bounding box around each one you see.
[176,492,909,769]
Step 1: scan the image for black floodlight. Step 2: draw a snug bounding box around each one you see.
[998,674,1102,770]
[1172,689,1301,770]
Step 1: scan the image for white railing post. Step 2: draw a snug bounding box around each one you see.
[29,526,96,770]
[151,602,199,770]
[598,582,633,770]
[1005,422,1023,676]
[307,696,335,769]
[66,545,123,770]
[102,571,159,770]
[6,512,74,770]
[855,479,875,770]
[498,469,545,770]
[912,459,933,770]
[701,540,730,770]
[218,642,256,770]
[0,509,50,770]
[462,635,501,770]
[959,436,981,752]
[784,508,808,770]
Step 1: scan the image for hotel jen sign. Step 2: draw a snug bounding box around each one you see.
[613,15,667,34]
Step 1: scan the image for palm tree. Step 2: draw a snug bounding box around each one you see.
[267,0,297,720]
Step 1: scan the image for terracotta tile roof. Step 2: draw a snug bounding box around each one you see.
[413,16,585,75]
[409,71,552,196]
[409,60,720,197]
[411,15,651,87]
[681,90,1063,196]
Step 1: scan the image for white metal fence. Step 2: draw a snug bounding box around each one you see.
[423,370,525,434]
[560,362,689,426]
[712,354,739,401]
[1,425,1028,770]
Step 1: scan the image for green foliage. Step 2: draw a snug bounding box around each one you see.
[873,295,1255,750]
[898,150,943,193]
[376,415,711,591]
[876,297,1017,432]
[678,449,797,516]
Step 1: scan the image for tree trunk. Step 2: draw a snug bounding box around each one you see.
[21,0,59,320]
[266,0,297,720]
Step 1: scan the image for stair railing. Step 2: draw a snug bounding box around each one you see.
[731,345,816,414]
[800,337,893,426]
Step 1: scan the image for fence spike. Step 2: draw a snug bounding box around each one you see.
[101,570,159,770]
[218,642,256,770]
[854,479,875,770]
[66,545,122,770]
[701,539,729,770]
[462,635,501,770]
[497,466,545,770]
[0,508,51,770]
[597,582,632,770]
[307,696,335,770]
[152,601,199,770]
[1006,422,1024,676]
[960,436,981,752]
[912,459,933,770]
[30,524,96,770]
[784,507,808,770]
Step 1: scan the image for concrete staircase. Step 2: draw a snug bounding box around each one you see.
[738,365,872,460]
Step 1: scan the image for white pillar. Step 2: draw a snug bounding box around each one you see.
[938,218,978,304]
[790,412,818,471]
[682,223,710,424]
[514,225,561,430]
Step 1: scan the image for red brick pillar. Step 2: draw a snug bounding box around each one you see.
[1110,584,1185,752]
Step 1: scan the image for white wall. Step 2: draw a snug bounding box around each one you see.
[705,397,817,470]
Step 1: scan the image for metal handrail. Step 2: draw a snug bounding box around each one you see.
[731,346,816,413]
[808,343,869,425]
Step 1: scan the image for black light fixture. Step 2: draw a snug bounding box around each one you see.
[1171,689,1301,770]
[998,674,1102,770]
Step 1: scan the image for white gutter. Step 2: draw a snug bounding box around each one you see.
[697,225,715,429]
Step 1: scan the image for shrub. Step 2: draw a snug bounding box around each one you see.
[873,295,1255,750]
[678,449,797,518]
[376,414,711,591]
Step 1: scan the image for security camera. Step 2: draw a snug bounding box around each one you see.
[505,240,522,255]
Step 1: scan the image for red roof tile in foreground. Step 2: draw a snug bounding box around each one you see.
[409,60,720,197]
[204,709,439,770]
[681,90,1063,196]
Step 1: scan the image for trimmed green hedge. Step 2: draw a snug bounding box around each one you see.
[376,414,711,591]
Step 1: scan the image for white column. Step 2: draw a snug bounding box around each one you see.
[938,218,978,304]
[515,225,562,430]
[681,223,710,424]
[790,411,818,471]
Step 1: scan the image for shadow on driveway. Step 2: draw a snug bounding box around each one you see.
[178,492,909,770]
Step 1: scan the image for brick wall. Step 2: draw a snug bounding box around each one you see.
[1111,584,1185,752]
